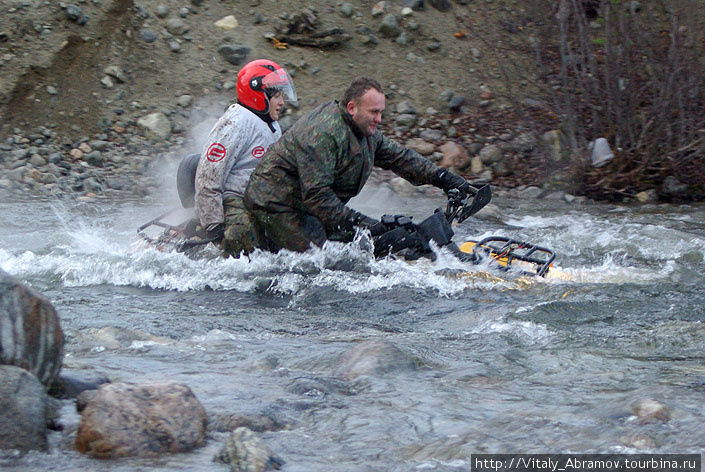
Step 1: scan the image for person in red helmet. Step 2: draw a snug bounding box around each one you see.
[194,59,297,257]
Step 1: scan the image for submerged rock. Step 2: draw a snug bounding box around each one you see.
[215,427,285,472]
[332,339,421,380]
[75,381,207,458]
[631,398,671,423]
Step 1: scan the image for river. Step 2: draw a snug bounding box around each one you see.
[1,182,704,471]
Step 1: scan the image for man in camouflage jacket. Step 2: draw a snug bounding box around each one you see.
[244,76,474,253]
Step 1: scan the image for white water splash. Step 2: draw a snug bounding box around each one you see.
[2,198,700,293]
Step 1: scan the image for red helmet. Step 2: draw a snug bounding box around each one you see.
[236,59,297,114]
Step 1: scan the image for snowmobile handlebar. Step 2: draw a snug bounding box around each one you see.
[444,184,492,224]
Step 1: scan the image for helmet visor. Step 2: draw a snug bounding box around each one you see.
[262,69,297,106]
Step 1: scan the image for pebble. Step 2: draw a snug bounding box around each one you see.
[155,4,169,18]
[138,29,158,43]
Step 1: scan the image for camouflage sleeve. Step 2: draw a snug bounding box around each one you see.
[372,132,443,186]
[295,138,356,230]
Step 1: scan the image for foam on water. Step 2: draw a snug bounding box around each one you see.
[2,198,701,294]
[504,212,705,262]
[465,318,555,345]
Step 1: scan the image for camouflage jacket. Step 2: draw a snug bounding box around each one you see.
[244,100,445,231]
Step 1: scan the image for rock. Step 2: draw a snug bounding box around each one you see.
[501,132,529,153]
[406,138,435,156]
[448,95,465,112]
[635,189,657,203]
[103,65,127,83]
[137,112,171,140]
[85,150,104,167]
[168,40,182,53]
[478,143,502,164]
[428,0,451,11]
[165,18,189,36]
[89,139,110,151]
[215,427,285,472]
[469,201,498,220]
[379,14,401,38]
[49,371,111,399]
[590,137,614,167]
[403,0,425,11]
[395,113,417,129]
[426,39,441,51]
[65,5,83,22]
[661,175,688,197]
[395,32,410,46]
[72,326,171,351]
[138,29,158,43]
[395,101,416,115]
[620,433,656,450]
[101,76,115,88]
[371,1,387,16]
[479,86,493,100]
[155,4,170,18]
[631,398,670,423]
[177,94,193,107]
[0,365,49,451]
[29,153,46,166]
[215,15,239,30]
[332,339,420,380]
[419,129,443,141]
[543,190,566,200]
[439,89,454,102]
[515,186,543,199]
[75,382,207,458]
[470,155,483,174]
[340,3,354,17]
[438,142,470,170]
[218,44,251,65]
[209,412,287,433]
[0,269,64,386]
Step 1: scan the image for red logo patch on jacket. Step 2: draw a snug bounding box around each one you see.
[206,143,227,162]
[251,146,265,159]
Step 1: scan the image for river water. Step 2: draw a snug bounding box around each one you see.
[1,182,704,472]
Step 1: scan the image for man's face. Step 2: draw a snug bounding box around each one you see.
[347,88,385,136]
[268,91,285,121]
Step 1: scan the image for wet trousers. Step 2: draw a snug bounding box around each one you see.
[220,196,258,257]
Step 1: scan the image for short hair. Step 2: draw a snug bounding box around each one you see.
[341,77,383,106]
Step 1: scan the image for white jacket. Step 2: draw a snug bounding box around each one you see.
[195,103,281,228]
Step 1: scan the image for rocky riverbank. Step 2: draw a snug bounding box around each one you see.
[1,0,578,202]
[0,90,573,204]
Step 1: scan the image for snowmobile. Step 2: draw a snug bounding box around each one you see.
[137,154,565,279]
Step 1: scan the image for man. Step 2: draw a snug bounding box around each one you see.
[244,76,474,254]
[194,59,297,256]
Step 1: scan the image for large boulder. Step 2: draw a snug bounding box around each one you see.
[75,382,208,458]
[0,365,50,451]
[0,269,64,386]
